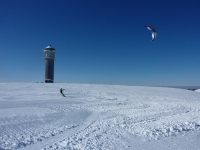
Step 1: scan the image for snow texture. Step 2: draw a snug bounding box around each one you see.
[195,89,200,92]
[0,83,200,150]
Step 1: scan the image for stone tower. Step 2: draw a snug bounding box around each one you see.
[43,45,56,83]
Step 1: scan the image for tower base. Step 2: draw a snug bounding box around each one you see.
[45,79,53,83]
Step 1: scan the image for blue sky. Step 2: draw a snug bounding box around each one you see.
[1,0,200,86]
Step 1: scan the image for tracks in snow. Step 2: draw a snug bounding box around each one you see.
[1,84,200,150]
[38,102,196,149]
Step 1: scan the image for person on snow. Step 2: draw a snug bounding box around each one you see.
[60,88,65,94]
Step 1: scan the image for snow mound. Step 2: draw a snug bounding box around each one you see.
[195,89,200,92]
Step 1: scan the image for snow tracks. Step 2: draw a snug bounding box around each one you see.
[0,83,200,150]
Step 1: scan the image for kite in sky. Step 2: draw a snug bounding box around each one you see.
[145,25,157,41]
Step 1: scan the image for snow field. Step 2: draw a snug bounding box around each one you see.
[0,83,200,150]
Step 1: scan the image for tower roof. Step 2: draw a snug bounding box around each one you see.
[44,44,55,51]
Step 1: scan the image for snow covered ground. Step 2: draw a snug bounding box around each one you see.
[195,89,200,92]
[0,83,200,150]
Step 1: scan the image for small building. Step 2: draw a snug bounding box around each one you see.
[43,45,56,83]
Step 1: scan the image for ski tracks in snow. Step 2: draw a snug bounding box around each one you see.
[41,99,200,149]
[1,83,200,150]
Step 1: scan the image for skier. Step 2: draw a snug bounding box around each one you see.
[60,88,66,97]
[60,88,63,94]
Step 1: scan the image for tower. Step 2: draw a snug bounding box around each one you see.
[44,45,56,83]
